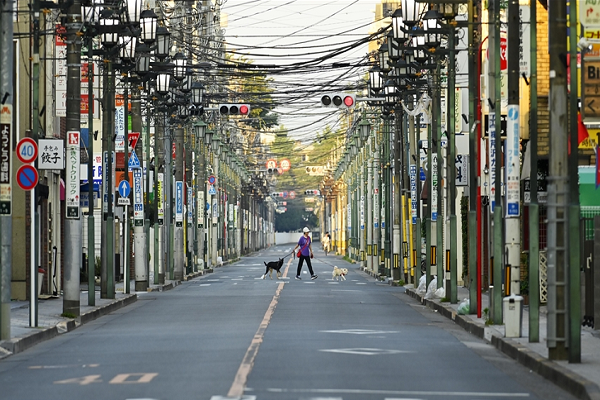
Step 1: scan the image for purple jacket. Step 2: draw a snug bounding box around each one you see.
[298,235,311,256]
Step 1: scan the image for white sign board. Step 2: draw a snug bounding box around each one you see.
[38,139,65,170]
[66,131,80,219]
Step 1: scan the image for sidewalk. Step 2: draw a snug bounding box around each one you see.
[0,268,212,360]
[353,260,600,400]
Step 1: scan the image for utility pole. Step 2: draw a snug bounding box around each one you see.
[64,0,83,315]
[547,0,569,361]
[31,0,42,327]
[505,0,521,298]
[393,108,402,281]
[568,0,581,363]
[528,0,540,343]
[132,85,147,291]
[489,0,503,324]
[467,0,479,316]
[86,28,95,306]
[447,19,458,304]
[174,126,185,280]
[101,51,116,300]
[0,0,15,340]
[156,116,165,284]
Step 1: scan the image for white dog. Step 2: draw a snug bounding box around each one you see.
[332,266,348,281]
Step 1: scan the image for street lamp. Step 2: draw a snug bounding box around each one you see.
[99,9,119,47]
[369,66,383,96]
[173,52,187,81]
[140,9,158,43]
[191,81,204,106]
[155,26,171,59]
[401,0,426,27]
[156,72,170,94]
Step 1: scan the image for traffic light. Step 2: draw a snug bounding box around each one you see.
[320,93,355,109]
[219,104,251,115]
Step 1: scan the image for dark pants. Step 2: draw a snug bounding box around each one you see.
[297,255,314,277]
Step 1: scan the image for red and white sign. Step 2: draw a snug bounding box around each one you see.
[266,159,277,169]
[16,137,38,164]
[289,191,296,199]
[68,131,79,145]
[16,164,38,191]
[280,159,291,172]
[128,132,140,150]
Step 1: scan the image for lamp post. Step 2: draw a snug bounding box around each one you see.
[100,7,119,300]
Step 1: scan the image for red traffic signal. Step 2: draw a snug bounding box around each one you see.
[320,93,355,109]
[219,104,251,115]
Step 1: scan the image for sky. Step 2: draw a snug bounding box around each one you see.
[220,0,385,142]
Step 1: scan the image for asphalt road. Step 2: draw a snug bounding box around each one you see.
[0,245,579,400]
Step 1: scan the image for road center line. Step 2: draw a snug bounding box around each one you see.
[227,263,290,398]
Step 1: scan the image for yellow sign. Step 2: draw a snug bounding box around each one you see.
[581,128,600,149]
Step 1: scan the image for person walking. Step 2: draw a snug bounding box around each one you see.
[322,232,330,256]
[293,227,317,280]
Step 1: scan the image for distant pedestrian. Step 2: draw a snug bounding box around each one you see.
[322,232,330,256]
[293,227,317,280]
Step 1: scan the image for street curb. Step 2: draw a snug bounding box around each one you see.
[146,270,213,292]
[404,288,600,400]
[0,294,137,359]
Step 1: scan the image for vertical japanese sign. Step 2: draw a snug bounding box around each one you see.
[410,164,417,224]
[488,114,497,213]
[102,151,115,214]
[55,25,67,117]
[455,155,469,186]
[347,203,351,230]
[133,168,144,226]
[373,188,379,228]
[0,105,12,215]
[188,185,193,224]
[175,181,183,226]
[360,196,364,230]
[228,203,234,225]
[66,131,80,219]
[431,154,438,221]
[157,172,164,225]
[506,105,520,216]
[114,95,125,151]
[197,190,204,228]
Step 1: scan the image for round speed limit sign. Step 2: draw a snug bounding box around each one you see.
[16,137,38,164]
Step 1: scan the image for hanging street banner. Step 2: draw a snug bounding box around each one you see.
[175,181,183,226]
[133,168,144,226]
[0,105,12,215]
[157,172,164,225]
[66,131,80,219]
[506,105,520,217]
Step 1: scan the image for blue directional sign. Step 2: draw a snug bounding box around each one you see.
[128,151,141,169]
[175,181,183,224]
[118,180,131,197]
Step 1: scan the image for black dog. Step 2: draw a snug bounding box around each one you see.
[262,258,284,280]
